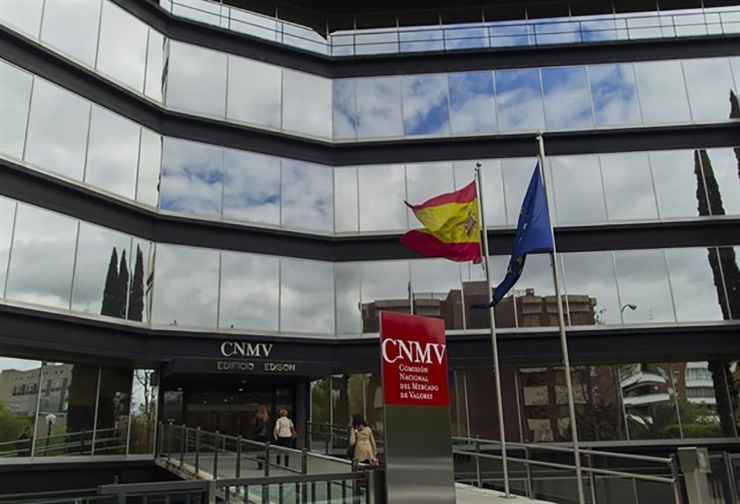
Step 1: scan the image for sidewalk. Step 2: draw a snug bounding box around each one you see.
[456,483,555,504]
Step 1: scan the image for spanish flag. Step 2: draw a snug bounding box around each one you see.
[400,182,482,263]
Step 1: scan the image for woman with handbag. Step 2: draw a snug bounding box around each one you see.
[273,409,296,467]
[252,405,270,470]
[349,415,376,465]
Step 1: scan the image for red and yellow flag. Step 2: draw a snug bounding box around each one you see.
[400,182,481,263]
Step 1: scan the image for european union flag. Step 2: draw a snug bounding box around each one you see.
[473,164,554,309]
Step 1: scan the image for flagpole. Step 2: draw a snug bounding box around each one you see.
[536,134,586,504]
[474,163,511,499]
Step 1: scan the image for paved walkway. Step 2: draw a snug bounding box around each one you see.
[456,483,555,503]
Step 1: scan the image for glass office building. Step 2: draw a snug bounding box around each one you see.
[0,0,739,458]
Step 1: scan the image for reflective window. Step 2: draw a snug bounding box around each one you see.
[136,129,162,208]
[703,147,740,217]
[334,168,359,233]
[549,156,606,225]
[227,56,281,129]
[281,160,333,232]
[355,77,403,138]
[561,252,621,326]
[71,223,132,319]
[127,239,152,323]
[166,42,227,118]
[490,21,531,48]
[333,80,358,140]
[600,152,658,222]
[358,165,406,232]
[682,58,736,122]
[405,163,455,229]
[0,61,32,160]
[401,74,450,136]
[6,204,78,310]
[460,160,506,228]
[280,258,334,334]
[85,106,140,200]
[400,26,443,53]
[0,198,16,297]
[665,248,726,322]
[0,356,42,457]
[223,149,280,226]
[335,262,362,334]
[501,158,540,227]
[650,150,701,220]
[282,70,332,138]
[219,252,279,331]
[94,367,133,455]
[448,72,496,135]
[25,79,91,181]
[0,0,44,38]
[512,254,556,327]
[151,245,220,327]
[144,30,165,102]
[360,261,410,333]
[63,363,98,455]
[495,69,545,131]
[541,67,593,129]
[40,0,101,66]
[614,249,676,324]
[410,259,463,330]
[160,138,223,218]
[97,1,148,92]
[589,64,642,126]
[634,60,691,124]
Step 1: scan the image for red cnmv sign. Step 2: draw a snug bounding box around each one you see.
[380,312,449,407]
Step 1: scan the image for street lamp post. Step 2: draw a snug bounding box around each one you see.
[621,304,637,315]
[44,414,56,453]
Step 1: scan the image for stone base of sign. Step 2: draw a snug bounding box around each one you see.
[455,483,556,504]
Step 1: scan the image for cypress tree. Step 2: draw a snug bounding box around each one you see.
[695,149,740,436]
[101,248,119,317]
[128,246,145,322]
[117,251,130,320]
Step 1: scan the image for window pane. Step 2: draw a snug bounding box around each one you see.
[549,156,606,225]
[166,42,227,118]
[129,369,158,454]
[410,259,463,330]
[281,160,333,232]
[401,74,450,136]
[358,165,406,231]
[405,163,455,229]
[280,258,334,334]
[0,61,32,159]
[144,30,165,102]
[127,239,152,324]
[495,69,545,132]
[634,60,691,124]
[333,79,357,139]
[40,0,101,67]
[223,149,280,226]
[0,0,43,38]
[71,223,132,319]
[0,198,16,297]
[460,160,506,227]
[360,261,410,333]
[25,80,90,181]
[541,67,594,129]
[589,64,642,126]
[682,58,736,122]
[136,129,162,208]
[561,252,621,326]
[64,363,99,454]
[97,1,148,92]
[650,150,701,220]
[702,147,740,217]
[152,245,219,328]
[600,152,658,221]
[0,356,43,457]
[335,262,362,335]
[94,366,133,455]
[6,204,77,310]
[227,56,281,129]
[665,248,726,322]
[490,21,531,48]
[512,255,556,327]
[400,27,444,53]
[334,168,359,233]
[219,252,278,331]
[282,70,332,138]
[614,249,676,324]
[85,106,140,200]
[160,138,223,218]
[355,77,403,138]
[448,72,496,135]
[501,158,538,227]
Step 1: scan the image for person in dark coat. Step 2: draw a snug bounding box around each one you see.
[16,427,32,457]
[252,406,270,470]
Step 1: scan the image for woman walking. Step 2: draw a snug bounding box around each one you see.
[273,409,296,467]
[252,405,270,470]
[349,415,376,465]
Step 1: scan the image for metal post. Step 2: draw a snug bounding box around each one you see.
[265,441,271,477]
[475,440,482,488]
[474,165,511,498]
[587,453,597,504]
[670,454,684,504]
[195,427,201,475]
[236,435,242,478]
[524,446,534,499]
[536,133,585,504]
[302,448,309,503]
[719,451,737,504]
[180,426,186,468]
[167,421,173,461]
[213,431,219,479]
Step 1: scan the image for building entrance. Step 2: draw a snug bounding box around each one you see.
[161,375,299,439]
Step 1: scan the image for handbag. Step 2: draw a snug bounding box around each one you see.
[346,444,355,459]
